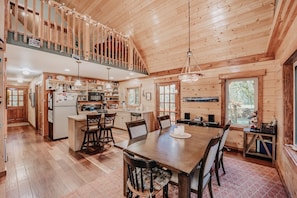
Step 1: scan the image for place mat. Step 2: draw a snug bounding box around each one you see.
[170,132,192,139]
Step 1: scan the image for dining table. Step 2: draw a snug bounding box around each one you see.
[122,124,223,198]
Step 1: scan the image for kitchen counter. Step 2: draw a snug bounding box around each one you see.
[68,109,156,151]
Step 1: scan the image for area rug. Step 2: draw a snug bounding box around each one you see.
[62,156,288,198]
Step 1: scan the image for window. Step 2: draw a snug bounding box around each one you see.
[220,69,265,129]
[7,88,24,107]
[226,78,258,126]
[127,87,140,106]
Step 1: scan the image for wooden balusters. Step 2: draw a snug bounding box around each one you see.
[5,0,148,75]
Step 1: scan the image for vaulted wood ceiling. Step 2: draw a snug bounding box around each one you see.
[47,0,277,74]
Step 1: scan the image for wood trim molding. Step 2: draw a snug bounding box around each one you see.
[220,70,265,128]
[0,170,7,177]
[149,54,273,78]
[283,64,295,144]
[219,69,266,80]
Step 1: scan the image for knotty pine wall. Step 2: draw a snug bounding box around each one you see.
[274,12,297,198]
[180,60,278,150]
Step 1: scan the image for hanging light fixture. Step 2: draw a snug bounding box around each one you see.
[105,67,112,90]
[178,0,203,83]
[74,60,82,86]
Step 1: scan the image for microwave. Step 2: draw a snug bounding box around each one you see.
[88,92,104,101]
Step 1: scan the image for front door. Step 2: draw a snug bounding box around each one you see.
[7,87,27,123]
[156,81,180,123]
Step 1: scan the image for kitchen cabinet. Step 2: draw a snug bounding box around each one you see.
[111,110,156,132]
[45,78,119,104]
[113,111,130,130]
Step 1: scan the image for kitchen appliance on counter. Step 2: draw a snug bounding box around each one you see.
[80,104,107,114]
[48,92,78,140]
[88,92,104,101]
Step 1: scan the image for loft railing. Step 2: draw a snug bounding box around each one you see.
[4,0,148,75]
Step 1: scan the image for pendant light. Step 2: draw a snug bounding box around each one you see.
[105,67,112,90]
[74,60,82,86]
[178,0,203,83]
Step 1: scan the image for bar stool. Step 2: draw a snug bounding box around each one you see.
[81,114,102,153]
[99,113,117,145]
[130,112,141,121]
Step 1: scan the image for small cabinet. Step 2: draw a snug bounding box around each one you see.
[113,111,130,130]
[243,128,276,164]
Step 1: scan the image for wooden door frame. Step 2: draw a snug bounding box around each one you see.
[6,86,28,123]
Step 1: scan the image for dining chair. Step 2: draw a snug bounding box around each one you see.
[215,120,231,186]
[80,114,102,152]
[170,135,221,198]
[126,119,148,139]
[99,113,116,145]
[157,115,171,129]
[123,151,172,198]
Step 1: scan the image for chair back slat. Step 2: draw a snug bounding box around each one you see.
[86,114,102,131]
[157,115,171,129]
[198,136,220,190]
[126,119,148,139]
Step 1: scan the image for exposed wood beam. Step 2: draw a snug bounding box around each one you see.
[266,0,297,56]
[149,53,274,78]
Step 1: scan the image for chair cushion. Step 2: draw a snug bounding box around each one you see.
[129,167,172,191]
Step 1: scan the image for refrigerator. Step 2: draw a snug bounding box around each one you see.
[48,92,78,140]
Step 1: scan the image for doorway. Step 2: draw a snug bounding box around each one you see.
[6,87,28,123]
[35,84,43,135]
[156,81,180,123]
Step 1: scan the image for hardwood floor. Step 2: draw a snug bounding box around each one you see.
[2,125,128,198]
[1,125,279,198]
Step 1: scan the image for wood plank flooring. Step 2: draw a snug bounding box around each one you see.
[0,125,280,198]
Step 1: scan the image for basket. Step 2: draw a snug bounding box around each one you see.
[261,123,277,134]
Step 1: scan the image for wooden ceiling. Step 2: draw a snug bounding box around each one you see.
[55,0,276,75]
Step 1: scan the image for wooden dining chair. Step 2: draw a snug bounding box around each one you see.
[215,120,231,186]
[170,135,221,198]
[157,115,171,129]
[125,119,148,139]
[123,151,172,198]
[80,114,102,152]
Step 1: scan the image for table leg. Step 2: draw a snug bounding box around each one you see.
[243,132,247,157]
[178,172,191,198]
[123,158,127,196]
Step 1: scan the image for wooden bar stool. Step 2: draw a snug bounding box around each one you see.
[81,114,102,153]
[99,113,117,145]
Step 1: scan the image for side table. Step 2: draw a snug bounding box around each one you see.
[243,128,276,165]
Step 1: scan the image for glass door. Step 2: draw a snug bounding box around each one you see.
[156,81,180,123]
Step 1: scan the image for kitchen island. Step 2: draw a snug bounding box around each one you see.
[67,110,156,151]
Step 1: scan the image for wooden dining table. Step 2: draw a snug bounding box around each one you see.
[123,124,222,198]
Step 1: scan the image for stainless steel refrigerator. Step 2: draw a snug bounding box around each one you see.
[48,92,78,140]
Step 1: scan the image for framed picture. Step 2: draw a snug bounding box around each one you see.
[145,92,151,101]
